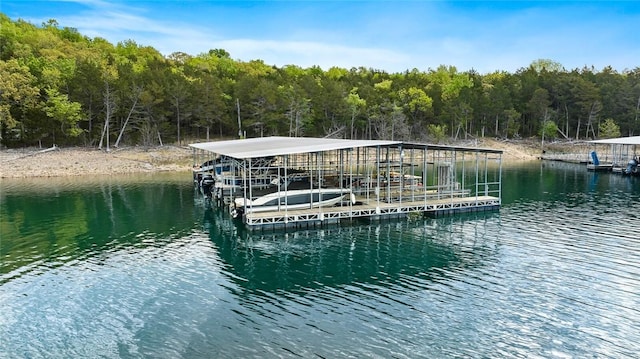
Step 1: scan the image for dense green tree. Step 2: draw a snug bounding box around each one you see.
[598,118,621,139]
[427,66,473,139]
[481,71,514,137]
[313,72,349,137]
[528,88,552,134]
[530,59,565,72]
[569,74,601,139]
[0,59,39,143]
[398,86,433,131]
[427,124,447,143]
[538,120,559,141]
[345,88,366,139]
[1,16,640,148]
[44,87,83,139]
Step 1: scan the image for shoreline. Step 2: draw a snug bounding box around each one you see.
[0,145,193,179]
[0,138,563,179]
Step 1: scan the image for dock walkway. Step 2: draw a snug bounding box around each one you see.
[244,195,500,229]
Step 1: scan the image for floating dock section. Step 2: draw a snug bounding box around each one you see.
[190,137,503,230]
[588,136,640,175]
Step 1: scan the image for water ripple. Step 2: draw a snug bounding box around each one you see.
[3,167,640,358]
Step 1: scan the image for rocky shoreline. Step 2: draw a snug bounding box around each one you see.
[0,138,554,179]
[0,146,193,178]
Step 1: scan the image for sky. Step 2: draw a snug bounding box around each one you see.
[2,0,639,74]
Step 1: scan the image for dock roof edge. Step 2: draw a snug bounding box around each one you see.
[589,136,640,145]
[189,137,504,159]
[189,136,402,159]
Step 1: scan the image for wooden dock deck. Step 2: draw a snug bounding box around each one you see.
[243,195,500,229]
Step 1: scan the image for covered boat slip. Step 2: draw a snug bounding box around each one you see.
[190,137,503,229]
[588,136,640,174]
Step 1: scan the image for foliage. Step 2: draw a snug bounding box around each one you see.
[44,88,84,137]
[1,15,640,148]
[598,118,621,139]
[503,109,521,139]
[427,124,447,143]
[0,59,39,140]
[538,120,559,140]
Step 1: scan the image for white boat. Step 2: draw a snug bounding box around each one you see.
[194,155,285,199]
[213,171,312,199]
[231,188,356,218]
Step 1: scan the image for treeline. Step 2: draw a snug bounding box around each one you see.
[1,14,639,148]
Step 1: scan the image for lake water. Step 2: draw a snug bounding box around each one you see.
[1,162,639,358]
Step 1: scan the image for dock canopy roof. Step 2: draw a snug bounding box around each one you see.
[590,136,640,145]
[189,136,401,159]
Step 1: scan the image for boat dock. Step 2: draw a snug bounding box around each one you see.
[536,137,640,176]
[586,136,640,175]
[190,136,503,230]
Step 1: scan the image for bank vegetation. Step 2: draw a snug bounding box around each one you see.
[1,15,639,150]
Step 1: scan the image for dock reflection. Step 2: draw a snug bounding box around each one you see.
[203,207,500,294]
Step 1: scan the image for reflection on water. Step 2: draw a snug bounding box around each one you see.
[1,165,640,358]
[0,172,197,283]
[198,209,509,358]
[204,207,500,294]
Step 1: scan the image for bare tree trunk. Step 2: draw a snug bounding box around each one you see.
[557,127,570,140]
[99,119,108,149]
[633,94,640,136]
[115,94,139,148]
[236,98,242,138]
[350,112,356,139]
[106,113,109,152]
[587,101,601,139]
[324,126,344,138]
[564,104,569,139]
[176,101,181,145]
[289,110,294,136]
[99,81,114,151]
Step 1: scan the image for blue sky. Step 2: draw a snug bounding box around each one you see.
[2,1,639,74]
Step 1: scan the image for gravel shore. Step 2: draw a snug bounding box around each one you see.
[0,146,193,178]
[0,139,544,179]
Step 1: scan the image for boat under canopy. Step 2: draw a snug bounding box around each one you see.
[231,188,356,219]
[190,136,504,229]
[588,136,640,175]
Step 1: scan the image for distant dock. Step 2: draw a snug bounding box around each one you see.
[539,153,588,164]
[540,136,640,176]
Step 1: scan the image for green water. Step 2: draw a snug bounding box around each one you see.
[1,163,639,358]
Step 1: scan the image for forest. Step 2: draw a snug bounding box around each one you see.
[1,14,639,149]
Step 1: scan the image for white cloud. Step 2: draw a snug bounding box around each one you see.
[11,0,639,74]
[204,39,411,70]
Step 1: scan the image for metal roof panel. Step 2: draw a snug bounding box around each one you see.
[589,136,640,145]
[189,137,402,159]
